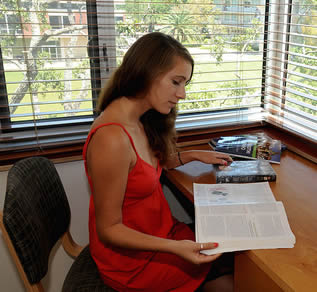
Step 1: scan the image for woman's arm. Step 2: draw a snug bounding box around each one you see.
[165,150,233,170]
[86,126,220,265]
[102,221,222,265]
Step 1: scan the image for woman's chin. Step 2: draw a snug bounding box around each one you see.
[156,107,172,115]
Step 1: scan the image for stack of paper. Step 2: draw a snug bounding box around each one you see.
[194,182,296,255]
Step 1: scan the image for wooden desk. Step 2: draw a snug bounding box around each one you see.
[162,136,317,292]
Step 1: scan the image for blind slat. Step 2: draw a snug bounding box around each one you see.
[1,0,316,157]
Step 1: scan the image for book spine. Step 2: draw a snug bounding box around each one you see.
[216,174,276,184]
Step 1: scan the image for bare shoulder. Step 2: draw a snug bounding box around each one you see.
[88,123,131,156]
[85,123,135,178]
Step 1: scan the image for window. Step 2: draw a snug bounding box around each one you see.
[40,41,62,59]
[0,14,22,35]
[0,0,316,160]
[48,15,72,30]
[265,0,317,140]
[0,0,98,154]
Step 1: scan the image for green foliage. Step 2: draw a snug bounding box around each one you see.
[2,0,314,118]
[73,59,90,79]
[1,0,91,117]
[178,90,216,112]
[218,79,257,105]
[230,18,262,52]
[116,19,141,36]
[288,47,317,116]
[30,51,64,100]
[0,1,20,55]
[291,47,317,76]
[287,0,317,116]
[38,2,49,30]
[122,0,171,33]
[209,35,226,64]
[160,7,200,42]
[176,81,212,111]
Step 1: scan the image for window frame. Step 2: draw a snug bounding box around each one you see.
[0,0,316,162]
[0,0,99,135]
[0,0,268,137]
[0,46,11,133]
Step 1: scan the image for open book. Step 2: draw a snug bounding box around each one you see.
[194,182,295,255]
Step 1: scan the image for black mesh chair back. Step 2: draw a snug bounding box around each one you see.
[3,156,71,284]
[0,156,117,292]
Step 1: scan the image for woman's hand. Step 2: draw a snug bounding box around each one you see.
[166,150,233,169]
[172,240,222,265]
[193,150,233,166]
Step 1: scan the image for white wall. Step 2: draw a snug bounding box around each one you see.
[0,159,190,292]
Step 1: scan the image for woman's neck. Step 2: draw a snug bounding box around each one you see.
[108,96,149,127]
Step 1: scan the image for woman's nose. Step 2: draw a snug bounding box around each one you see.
[176,86,186,100]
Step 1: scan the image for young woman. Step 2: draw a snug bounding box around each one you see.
[83,32,233,292]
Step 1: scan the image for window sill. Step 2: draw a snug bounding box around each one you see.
[1,110,316,168]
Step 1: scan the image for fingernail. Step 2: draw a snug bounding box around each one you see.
[223,161,227,165]
[213,243,218,247]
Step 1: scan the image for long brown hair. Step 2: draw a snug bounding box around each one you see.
[97,32,194,164]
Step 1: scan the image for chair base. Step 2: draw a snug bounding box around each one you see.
[62,246,117,292]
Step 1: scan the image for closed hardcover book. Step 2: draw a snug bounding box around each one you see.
[216,160,277,183]
[209,133,283,164]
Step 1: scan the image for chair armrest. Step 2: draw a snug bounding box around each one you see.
[61,229,86,259]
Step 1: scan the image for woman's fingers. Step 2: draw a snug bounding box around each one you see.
[199,242,219,251]
[196,242,222,264]
[213,158,231,165]
[215,152,233,161]
[178,240,222,265]
[213,152,233,165]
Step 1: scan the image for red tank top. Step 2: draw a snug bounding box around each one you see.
[83,123,210,291]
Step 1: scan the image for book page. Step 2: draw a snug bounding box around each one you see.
[194,183,296,255]
[196,202,295,255]
[194,182,276,206]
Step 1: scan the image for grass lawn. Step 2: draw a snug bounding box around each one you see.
[5,55,264,121]
[5,70,93,122]
[192,58,263,89]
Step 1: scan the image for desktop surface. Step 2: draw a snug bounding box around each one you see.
[163,131,317,292]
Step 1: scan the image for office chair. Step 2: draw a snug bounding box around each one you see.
[0,156,116,292]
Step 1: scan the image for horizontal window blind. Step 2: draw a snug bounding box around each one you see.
[111,0,267,128]
[265,0,317,141]
[1,0,315,159]
[0,0,268,155]
[0,0,100,154]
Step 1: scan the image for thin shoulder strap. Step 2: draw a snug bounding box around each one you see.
[82,122,138,164]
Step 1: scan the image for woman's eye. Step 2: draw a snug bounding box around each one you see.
[172,80,180,85]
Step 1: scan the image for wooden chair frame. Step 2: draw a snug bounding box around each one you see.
[0,211,85,292]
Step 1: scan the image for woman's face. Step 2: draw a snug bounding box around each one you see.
[145,56,192,114]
